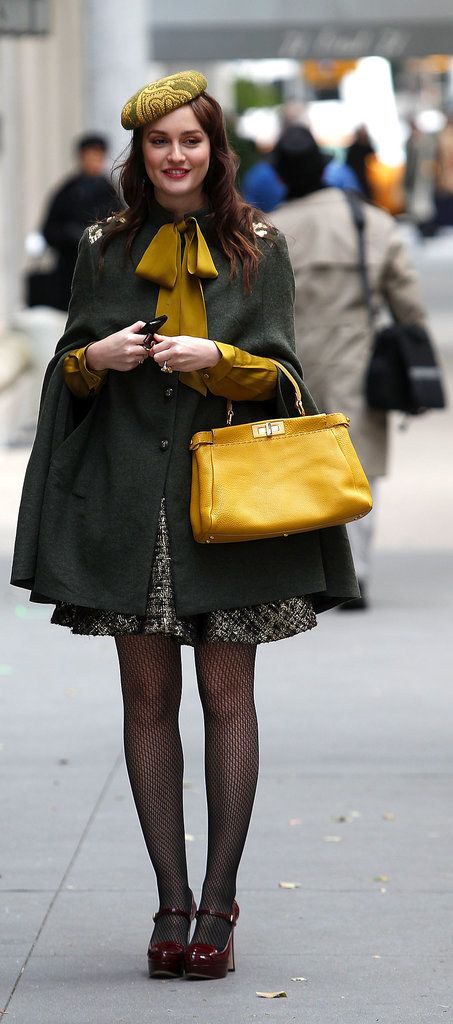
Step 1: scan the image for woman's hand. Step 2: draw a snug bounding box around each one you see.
[85,322,150,372]
[151,335,221,372]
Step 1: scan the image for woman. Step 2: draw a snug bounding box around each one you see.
[11,72,358,980]
[272,126,429,608]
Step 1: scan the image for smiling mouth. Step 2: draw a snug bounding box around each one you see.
[163,169,190,178]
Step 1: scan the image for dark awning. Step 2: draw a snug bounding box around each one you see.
[151,19,453,61]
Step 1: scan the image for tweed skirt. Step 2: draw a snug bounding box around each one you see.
[51,499,317,645]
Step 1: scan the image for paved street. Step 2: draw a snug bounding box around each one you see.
[1,228,453,1023]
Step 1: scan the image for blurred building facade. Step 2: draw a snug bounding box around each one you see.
[0,1,82,326]
[0,0,149,331]
[2,0,453,333]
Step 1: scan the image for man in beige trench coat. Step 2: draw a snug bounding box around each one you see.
[271,126,429,607]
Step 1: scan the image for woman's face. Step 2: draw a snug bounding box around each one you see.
[142,105,210,213]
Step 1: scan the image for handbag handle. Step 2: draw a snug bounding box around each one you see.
[226,358,305,425]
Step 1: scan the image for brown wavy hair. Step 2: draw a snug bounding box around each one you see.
[101,92,270,291]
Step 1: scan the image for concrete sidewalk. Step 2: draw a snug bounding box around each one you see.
[2,547,453,1024]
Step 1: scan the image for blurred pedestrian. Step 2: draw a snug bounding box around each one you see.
[242,139,287,212]
[404,119,438,238]
[323,156,362,192]
[272,125,429,608]
[12,72,358,980]
[434,112,453,227]
[40,133,120,310]
[346,125,375,200]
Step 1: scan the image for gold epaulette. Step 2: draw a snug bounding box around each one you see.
[87,214,126,245]
[253,221,269,238]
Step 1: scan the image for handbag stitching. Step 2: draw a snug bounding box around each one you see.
[209,443,215,535]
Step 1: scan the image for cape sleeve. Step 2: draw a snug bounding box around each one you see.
[10,229,102,593]
[34,227,100,408]
[208,231,319,417]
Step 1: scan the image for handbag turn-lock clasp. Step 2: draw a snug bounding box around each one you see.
[252,420,285,438]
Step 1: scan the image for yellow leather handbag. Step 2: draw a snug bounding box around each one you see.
[189,360,373,544]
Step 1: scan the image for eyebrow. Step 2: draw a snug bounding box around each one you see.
[147,128,204,136]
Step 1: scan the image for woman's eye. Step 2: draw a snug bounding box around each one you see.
[147,136,201,146]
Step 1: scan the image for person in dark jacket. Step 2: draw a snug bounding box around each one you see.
[12,71,358,982]
[345,125,376,200]
[41,133,120,310]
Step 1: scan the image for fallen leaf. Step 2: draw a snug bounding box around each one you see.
[256,991,287,999]
[324,835,342,843]
[289,818,302,826]
[279,881,301,889]
[291,976,307,982]
[383,812,395,821]
[374,875,389,882]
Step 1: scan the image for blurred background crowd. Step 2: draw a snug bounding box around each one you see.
[1,1,453,442]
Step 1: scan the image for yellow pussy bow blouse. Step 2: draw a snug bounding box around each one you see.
[134,216,218,396]
[63,217,278,401]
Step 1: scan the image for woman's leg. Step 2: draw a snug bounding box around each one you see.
[192,641,259,949]
[115,634,191,944]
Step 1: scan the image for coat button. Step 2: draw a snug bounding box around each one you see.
[202,371,210,380]
[160,439,169,451]
[164,387,174,399]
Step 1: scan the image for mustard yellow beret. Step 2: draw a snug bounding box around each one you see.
[121,70,208,130]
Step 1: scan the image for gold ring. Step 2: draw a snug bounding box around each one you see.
[161,361,173,374]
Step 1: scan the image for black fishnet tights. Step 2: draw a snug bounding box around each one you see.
[115,635,258,951]
[115,635,191,946]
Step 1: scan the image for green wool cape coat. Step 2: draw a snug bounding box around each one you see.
[11,201,359,617]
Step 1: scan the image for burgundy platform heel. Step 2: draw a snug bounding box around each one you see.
[184,900,240,980]
[147,892,197,978]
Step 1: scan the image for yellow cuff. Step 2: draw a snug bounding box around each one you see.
[63,346,107,399]
[200,343,277,402]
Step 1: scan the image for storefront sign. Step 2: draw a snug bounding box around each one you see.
[152,22,453,60]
